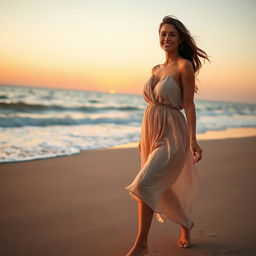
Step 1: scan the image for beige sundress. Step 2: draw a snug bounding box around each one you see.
[124,74,199,230]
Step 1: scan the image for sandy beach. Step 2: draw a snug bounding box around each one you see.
[0,136,256,256]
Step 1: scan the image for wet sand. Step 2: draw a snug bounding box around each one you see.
[0,136,255,256]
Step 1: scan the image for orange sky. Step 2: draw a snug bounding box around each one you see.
[0,0,255,103]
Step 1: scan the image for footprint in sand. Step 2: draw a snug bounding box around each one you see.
[208,233,217,237]
[219,247,239,254]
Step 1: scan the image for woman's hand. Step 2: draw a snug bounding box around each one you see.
[190,140,203,164]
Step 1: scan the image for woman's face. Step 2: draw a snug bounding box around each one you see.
[159,24,181,52]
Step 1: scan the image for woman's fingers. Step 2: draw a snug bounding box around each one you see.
[190,142,203,164]
[193,148,202,164]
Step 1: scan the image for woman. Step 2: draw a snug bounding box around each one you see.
[124,15,210,256]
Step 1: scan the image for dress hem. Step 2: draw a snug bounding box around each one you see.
[124,186,194,230]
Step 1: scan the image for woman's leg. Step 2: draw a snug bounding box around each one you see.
[125,198,153,256]
[136,198,153,246]
[165,189,194,247]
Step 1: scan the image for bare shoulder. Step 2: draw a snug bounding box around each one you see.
[151,64,161,75]
[178,58,193,74]
[178,58,195,91]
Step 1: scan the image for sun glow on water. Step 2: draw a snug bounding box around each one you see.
[109,89,116,94]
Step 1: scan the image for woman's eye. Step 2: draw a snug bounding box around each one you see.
[161,33,176,37]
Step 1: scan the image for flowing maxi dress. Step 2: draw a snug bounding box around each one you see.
[124,74,199,230]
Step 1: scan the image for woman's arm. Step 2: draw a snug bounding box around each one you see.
[180,60,197,141]
[180,60,202,163]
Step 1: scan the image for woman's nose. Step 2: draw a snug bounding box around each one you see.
[164,35,171,40]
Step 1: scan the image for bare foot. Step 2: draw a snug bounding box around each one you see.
[125,243,149,256]
[177,221,194,248]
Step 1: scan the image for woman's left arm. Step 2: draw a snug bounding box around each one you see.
[180,60,203,163]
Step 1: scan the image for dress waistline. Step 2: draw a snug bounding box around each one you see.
[148,102,182,111]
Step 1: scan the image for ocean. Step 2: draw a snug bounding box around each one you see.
[1,84,256,163]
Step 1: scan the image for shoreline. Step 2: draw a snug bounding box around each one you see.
[108,127,256,149]
[0,127,255,164]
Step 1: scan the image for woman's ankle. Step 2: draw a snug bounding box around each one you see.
[134,238,148,248]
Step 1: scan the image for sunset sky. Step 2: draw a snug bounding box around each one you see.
[0,0,255,103]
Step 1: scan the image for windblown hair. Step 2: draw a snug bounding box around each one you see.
[159,15,210,93]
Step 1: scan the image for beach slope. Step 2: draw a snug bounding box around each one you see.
[0,137,255,256]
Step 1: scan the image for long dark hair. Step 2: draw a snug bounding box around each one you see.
[159,15,210,93]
